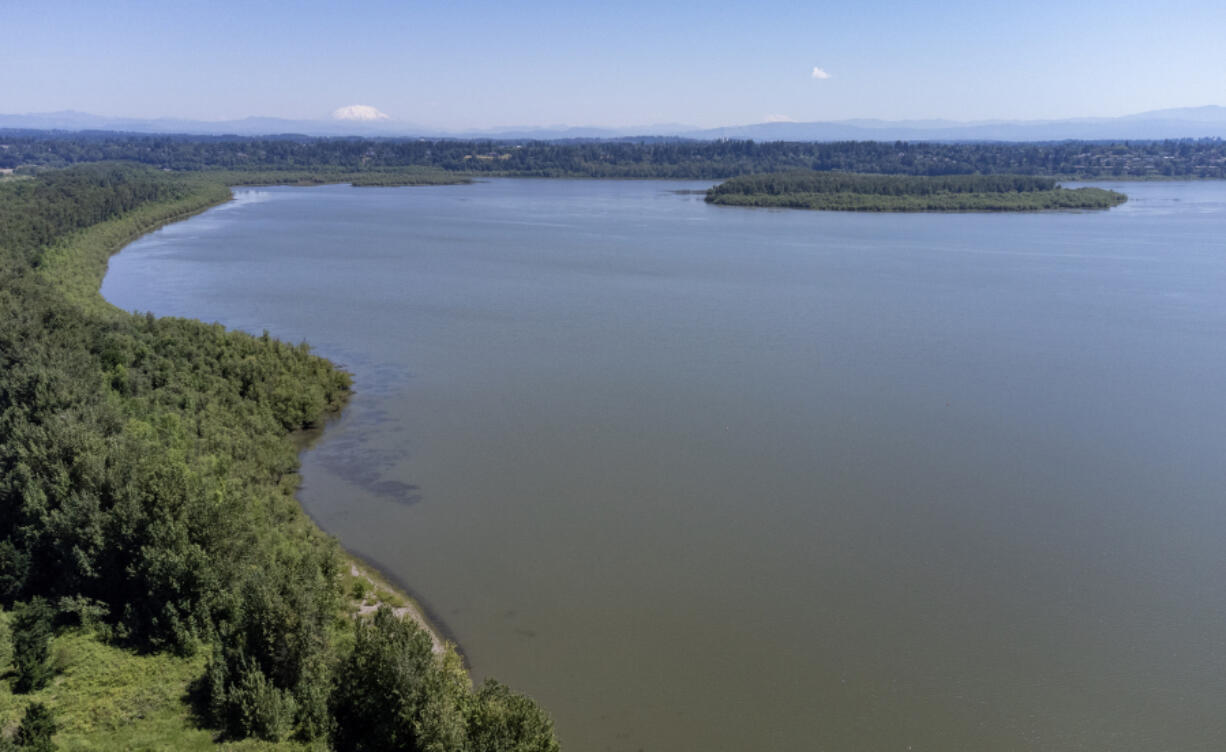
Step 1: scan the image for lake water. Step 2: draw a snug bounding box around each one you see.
[103,179,1226,751]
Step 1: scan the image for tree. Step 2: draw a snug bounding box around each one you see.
[330,607,459,752]
[11,599,54,693]
[227,665,298,742]
[468,680,559,752]
[15,702,57,752]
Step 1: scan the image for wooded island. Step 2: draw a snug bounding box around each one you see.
[705,171,1127,211]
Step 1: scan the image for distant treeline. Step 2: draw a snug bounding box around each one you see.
[706,171,1127,211]
[2,131,1226,178]
[0,164,558,750]
[205,168,471,187]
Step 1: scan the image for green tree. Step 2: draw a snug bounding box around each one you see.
[468,680,559,752]
[331,607,460,752]
[11,598,53,693]
[228,665,298,742]
[15,702,57,752]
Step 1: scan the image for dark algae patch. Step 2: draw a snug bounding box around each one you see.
[706,170,1128,211]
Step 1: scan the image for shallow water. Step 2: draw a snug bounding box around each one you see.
[104,179,1226,751]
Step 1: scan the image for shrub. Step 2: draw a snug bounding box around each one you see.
[468,680,559,752]
[229,665,298,742]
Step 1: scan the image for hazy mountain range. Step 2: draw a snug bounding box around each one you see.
[2,106,1225,142]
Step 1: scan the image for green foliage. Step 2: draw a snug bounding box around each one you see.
[11,600,54,694]
[4,130,1226,179]
[706,170,1127,211]
[35,176,231,316]
[0,163,348,731]
[331,607,444,752]
[210,169,472,187]
[0,626,312,750]
[468,681,559,752]
[709,171,1061,196]
[331,608,558,752]
[228,666,299,742]
[209,546,340,741]
[15,702,57,752]
[0,163,556,750]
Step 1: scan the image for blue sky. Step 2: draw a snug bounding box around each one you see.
[4,0,1224,129]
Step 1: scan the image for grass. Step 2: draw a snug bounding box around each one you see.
[0,610,318,751]
[0,556,433,751]
[0,555,440,750]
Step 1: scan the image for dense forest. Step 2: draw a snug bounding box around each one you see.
[2,131,1225,179]
[0,165,557,750]
[705,171,1128,211]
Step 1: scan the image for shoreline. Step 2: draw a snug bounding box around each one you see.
[291,413,456,656]
[87,179,457,657]
[345,552,456,656]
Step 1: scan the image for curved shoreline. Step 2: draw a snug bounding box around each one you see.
[85,180,454,654]
[292,414,456,654]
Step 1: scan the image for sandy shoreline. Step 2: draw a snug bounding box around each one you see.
[347,558,447,654]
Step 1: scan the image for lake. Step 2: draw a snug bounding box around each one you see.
[102,179,1226,751]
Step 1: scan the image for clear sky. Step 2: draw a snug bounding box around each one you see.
[4,0,1224,129]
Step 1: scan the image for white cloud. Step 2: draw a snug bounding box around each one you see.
[765,114,797,123]
[811,67,832,80]
[331,104,391,121]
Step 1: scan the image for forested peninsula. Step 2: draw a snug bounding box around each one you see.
[705,172,1127,211]
[0,164,556,751]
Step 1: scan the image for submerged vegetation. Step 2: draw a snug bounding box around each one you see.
[0,164,557,749]
[705,171,1128,211]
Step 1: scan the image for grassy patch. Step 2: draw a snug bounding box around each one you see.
[0,616,317,751]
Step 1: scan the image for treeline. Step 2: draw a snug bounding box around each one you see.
[705,171,1127,212]
[0,166,200,266]
[207,168,472,187]
[0,164,558,750]
[707,172,1060,197]
[3,131,1226,178]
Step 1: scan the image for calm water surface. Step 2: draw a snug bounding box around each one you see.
[103,180,1226,751]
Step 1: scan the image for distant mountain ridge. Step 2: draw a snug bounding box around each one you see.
[2,107,1224,142]
[684,106,1226,142]
[0,110,431,137]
